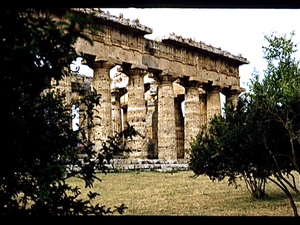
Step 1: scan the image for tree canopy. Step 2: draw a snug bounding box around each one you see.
[0,9,136,215]
[189,31,300,216]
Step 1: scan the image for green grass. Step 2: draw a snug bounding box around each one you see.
[67,170,299,216]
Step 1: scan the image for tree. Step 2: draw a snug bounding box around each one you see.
[250,31,300,216]
[0,9,137,215]
[252,31,300,174]
[190,31,300,216]
[189,98,272,199]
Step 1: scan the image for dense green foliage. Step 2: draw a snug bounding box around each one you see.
[252,32,300,174]
[190,32,300,216]
[0,9,136,215]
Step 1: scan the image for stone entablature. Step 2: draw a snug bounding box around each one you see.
[73,8,153,35]
[156,34,248,64]
[50,9,249,160]
[72,8,248,86]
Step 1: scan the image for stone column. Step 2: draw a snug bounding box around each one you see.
[92,60,115,153]
[51,75,72,106]
[121,104,128,145]
[183,81,201,159]
[174,94,184,159]
[78,94,87,138]
[226,91,238,110]
[111,87,127,135]
[51,75,73,128]
[205,85,221,122]
[62,75,72,108]
[222,88,240,108]
[156,71,177,160]
[199,88,207,127]
[51,74,72,111]
[146,82,158,159]
[119,65,148,158]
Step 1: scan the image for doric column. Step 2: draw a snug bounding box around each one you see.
[51,75,73,128]
[174,94,185,159]
[51,75,72,106]
[205,85,221,122]
[199,88,207,127]
[121,104,128,145]
[182,80,202,159]
[146,81,158,159]
[92,60,116,153]
[118,65,148,158]
[155,70,177,160]
[222,88,244,109]
[78,94,92,142]
[226,90,238,108]
[63,75,73,108]
[111,87,127,135]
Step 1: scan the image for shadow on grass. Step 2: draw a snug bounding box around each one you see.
[263,192,290,202]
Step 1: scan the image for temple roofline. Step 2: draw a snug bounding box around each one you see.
[71,8,249,65]
[71,8,153,35]
[156,34,250,65]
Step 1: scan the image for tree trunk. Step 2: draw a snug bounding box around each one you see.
[268,176,299,216]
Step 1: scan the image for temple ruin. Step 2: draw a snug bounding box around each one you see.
[52,8,249,160]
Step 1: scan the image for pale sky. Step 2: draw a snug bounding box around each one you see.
[71,8,300,130]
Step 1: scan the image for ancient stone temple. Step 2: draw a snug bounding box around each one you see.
[51,8,249,160]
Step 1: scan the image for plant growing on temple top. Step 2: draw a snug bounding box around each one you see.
[133,18,140,25]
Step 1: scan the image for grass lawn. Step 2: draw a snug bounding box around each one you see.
[67,170,299,216]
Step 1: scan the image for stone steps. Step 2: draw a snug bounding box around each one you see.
[103,158,189,172]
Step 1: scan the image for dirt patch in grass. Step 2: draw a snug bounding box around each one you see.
[67,170,299,216]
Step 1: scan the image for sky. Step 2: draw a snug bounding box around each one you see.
[71,8,300,129]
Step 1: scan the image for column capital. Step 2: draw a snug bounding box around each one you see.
[153,70,177,84]
[82,55,119,70]
[118,64,148,77]
[111,87,127,98]
[221,87,245,96]
[93,60,116,70]
[180,79,201,89]
[202,84,221,92]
